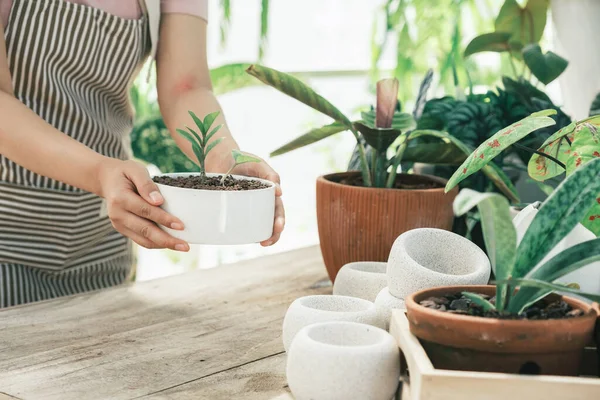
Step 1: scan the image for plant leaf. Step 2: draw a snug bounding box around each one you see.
[464,32,521,57]
[527,121,575,181]
[454,189,516,310]
[402,141,467,165]
[522,44,568,85]
[361,110,415,131]
[188,111,206,135]
[495,0,548,45]
[413,69,433,120]
[462,292,496,312]
[205,124,224,145]
[202,111,221,133]
[258,0,270,60]
[205,137,225,156]
[590,92,600,116]
[515,157,600,280]
[185,126,203,146]
[445,110,557,193]
[501,278,600,304]
[176,128,204,166]
[210,63,262,95]
[246,64,353,129]
[410,130,520,202]
[232,149,261,165]
[508,237,600,313]
[376,78,399,128]
[270,122,348,157]
[354,122,403,152]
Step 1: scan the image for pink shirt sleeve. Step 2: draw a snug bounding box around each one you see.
[161,0,207,21]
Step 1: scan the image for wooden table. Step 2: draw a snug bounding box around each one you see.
[0,246,331,400]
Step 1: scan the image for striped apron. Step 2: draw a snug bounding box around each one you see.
[0,0,151,307]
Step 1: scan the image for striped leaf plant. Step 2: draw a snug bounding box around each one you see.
[453,157,600,314]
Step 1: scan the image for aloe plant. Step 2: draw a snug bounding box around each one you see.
[453,158,600,314]
[246,64,517,197]
[177,110,260,182]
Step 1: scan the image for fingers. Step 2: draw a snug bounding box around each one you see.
[121,192,184,230]
[117,213,189,251]
[261,196,285,247]
[124,160,164,206]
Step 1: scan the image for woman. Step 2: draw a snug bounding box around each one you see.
[0,0,285,307]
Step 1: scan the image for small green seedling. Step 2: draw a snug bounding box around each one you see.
[221,150,261,185]
[177,110,261,184]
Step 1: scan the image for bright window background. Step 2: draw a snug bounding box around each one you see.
[135,0,563,281]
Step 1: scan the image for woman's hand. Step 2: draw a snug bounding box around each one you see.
[97,159,190,252]
[230,155,285,247]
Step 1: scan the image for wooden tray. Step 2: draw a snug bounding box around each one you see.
[390,310,600,400]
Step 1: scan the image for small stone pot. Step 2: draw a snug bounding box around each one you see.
[374,287,406,330]
[406,285,599,375]
[286,321,400,400]
[387,228,491,299]
[282,295,383,352]
[332,262,387,302]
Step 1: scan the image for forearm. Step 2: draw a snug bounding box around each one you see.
[160,87,240,173]
[0,91,110,195]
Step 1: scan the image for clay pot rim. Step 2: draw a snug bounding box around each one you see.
[318,171,457,194]
[406,284,598,326]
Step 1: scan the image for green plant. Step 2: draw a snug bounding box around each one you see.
[464,0,568,86]
[246,64,517,196]
[452,157,600,315]
[176,110,260,182]
[446,110,600,236]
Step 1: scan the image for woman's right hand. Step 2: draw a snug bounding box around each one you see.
[96,159,190,252]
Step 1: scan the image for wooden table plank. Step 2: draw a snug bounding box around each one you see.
[0,246,329,400]
[142,353,292,400]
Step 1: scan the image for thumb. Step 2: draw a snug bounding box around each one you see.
[126,162,164,206]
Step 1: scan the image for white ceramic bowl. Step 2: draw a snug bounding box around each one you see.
[387,228,491,299]
[287,321,400,400]
[332,261,387,302]
[374,287,406,330]
[154,173,275,245]
[282,295,383,352]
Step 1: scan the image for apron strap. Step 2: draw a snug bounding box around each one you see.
[139,0,160,82]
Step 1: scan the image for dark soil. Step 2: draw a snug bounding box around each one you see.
[419,292,584,320]
[337,174,444,190]
[153,175,269,191]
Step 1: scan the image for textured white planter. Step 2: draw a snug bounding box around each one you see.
[282,295,383,352]
[551,0,600,119]
[286,321,400,400]
[387,228,491,299]
[332,261,387,302]
[513,203,600,294]
[154,173,275,245]
[374,287,406,330]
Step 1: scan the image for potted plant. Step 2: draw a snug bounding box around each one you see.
[404,151,600,376]
[153,110,276,245]
[246,65,521,282]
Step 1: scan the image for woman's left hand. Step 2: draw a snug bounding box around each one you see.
[230,155,285,246]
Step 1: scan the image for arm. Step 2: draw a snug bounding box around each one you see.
[156,14,285,245]
[0,21,187,252]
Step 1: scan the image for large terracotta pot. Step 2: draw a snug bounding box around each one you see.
[316,172,458,282]
[405,285,599,376]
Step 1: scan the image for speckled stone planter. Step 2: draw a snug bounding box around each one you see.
[387,228,491,299]
[282,295,383,352]
[286,321,400,400]
[332,262,387,302]
[374,287,406,330]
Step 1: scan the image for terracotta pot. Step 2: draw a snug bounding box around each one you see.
[316,172,458,282]
[405,285,599,376]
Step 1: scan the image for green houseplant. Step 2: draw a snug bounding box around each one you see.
[246,64,523,282]
[405,156,600,376]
